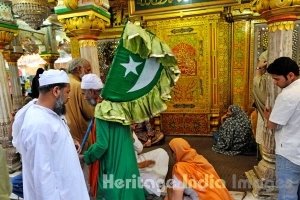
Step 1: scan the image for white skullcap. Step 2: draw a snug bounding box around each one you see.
[81,74,104,90]
[39,69,70,87]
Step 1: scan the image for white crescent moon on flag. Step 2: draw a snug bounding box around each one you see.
[127,58,160,93]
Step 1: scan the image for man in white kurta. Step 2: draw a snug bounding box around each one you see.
[133,132,169,197]
[12,70,89,200]
[265,57,300,200]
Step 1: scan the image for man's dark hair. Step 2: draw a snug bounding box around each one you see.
[267,57,300,79]
[39,83,68,94]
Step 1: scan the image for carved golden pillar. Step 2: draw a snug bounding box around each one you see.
[0,26,17,143]
[40,24,60,69]
[230,3,255,111]
[40,53,60,69]
[246,1,300,198]
[79,39,100,75]
[0,50,16,170]
[55,2,110,75]
[69,37,80,58]
[0,51,13,144]
[3,50,23,111]
[0,23,21,172]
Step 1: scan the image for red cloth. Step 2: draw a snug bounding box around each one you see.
[89,121,99,198]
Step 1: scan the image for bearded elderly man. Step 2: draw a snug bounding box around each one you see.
[80,74,104,198]
[66,58,94,146]
[12,69,89,200]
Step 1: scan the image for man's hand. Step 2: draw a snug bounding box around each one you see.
[256,60,267,76]
[73,139,81,154]
[264,107,271,121]
[221,114,230,124]
[264,107,277,130]
[138,160,155,168]
[257,60,267,69]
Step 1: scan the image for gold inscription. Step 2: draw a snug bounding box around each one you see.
[136,0,184,6]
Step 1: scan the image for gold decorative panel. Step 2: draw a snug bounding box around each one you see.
[148,16,217,114]
[146,14,231,135]
[216,21,231,113]
[129,0,238,15]
[70,37,80,58]
[161,113,210,135]
[231,20,251,109]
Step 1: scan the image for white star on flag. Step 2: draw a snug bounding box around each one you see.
[121,56,142,77]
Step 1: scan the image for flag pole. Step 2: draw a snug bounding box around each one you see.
[80,119,94,150]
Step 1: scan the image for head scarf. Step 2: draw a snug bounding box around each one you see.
[212,105,254,155]
[169,138,232,200]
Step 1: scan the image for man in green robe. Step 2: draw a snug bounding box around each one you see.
[83,119,145,199]
[82,22,180,200]
[81,74,145,199]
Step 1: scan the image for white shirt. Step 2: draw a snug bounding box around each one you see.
[132,132,169,196]
[269,79,300,165]
[12,101,89,200]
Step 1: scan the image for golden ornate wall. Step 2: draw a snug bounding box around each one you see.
[231,20,251,109]
[147,14,231,135]
[97,2,265,135]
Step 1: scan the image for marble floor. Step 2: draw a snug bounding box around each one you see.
[9,171,258,200]
[10,184,257,200]
[230,191,257,200]
[10,192,257,200]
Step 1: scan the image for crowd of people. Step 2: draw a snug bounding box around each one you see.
[1,54,299,200]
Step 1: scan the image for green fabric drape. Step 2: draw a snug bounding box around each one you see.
[95,22,180,125]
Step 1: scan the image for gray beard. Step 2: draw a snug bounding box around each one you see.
[53,95,66,116]
[88,98,97,106]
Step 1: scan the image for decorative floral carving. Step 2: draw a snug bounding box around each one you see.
[79,40,97,47]
[252,0,300,13]
[20,36,39,54]
[12,0,51,30]
[0,30,16,49]
[0,2,14,23]
[59,15,107,38]
[268,21,295,32]
[251,0,300,24]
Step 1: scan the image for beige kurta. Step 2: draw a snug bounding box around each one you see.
[253,73,268,144]
[65,74,94,144]
[0,146,11,200]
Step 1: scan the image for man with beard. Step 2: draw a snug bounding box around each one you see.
[81,74,103,106]
[12,69,89,200]
[66,58,94,147]
[80,74,103,198]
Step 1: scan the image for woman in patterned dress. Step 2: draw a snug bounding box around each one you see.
[212,105,255,156]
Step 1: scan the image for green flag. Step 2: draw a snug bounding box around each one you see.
[95,22,180,125]
[102,40,163,102]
